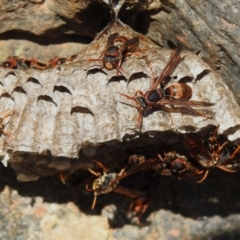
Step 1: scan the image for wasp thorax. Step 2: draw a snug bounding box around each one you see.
[129,154,146,164]
[207,142,219,152]
[147,90,161,103]
[165,151,177,161]
[171,159,186,172]
[106,46,119,54]
[93,172,118,195]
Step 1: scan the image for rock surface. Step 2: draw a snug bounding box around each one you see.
[1,164,240,240]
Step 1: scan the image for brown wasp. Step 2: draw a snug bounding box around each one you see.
[1,56,28,70]
[1,55,73,70]
[86,159,150,210]
[126,191,151,225]
[47,55,76,69]
[157,151,207,182]
[129,152,205,182]
[0,109,15,141]
[47,57,68,68]
[184,125,240,182]
[28,59,48,70]
[88,32,139,74]
[1,56,48,70]
[119,48,214,128]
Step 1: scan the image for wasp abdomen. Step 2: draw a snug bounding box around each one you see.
[164,83,192,99]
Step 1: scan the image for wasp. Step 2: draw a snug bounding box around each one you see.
[1,56,48,70]
[47,57,68,68]
[1,56,28,70]
[129,152,205,182]
[127,191,151,226]
[0,109,15,141]
[47,54,76,69]
[86,159,151,210]
[88,33,139,74]
[157,151,207,182]
[184,125,240,182]
[119,48,214,128]
[1,55,73,70]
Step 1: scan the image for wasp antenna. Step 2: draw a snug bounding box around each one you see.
[93,160,108,172]
[87,58,102,63]
[59,173,66,184]
[216,141,229,153]
[229,145,240,159]
[88,168,101,177]
[158,154,164,162]
[91,194,97,209]
[86,184,94,192]
[209,124,220,141]
[218,166,238,172]
[197,170,209,183]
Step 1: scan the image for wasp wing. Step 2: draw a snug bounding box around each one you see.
[0,109,14,120]
[110,161,152,184]
[114,186,146,198]
[120,37,139,51]
[183,133,213,163]
[152,47,183,89]
[159,98,214,107]
[107,33,119,46]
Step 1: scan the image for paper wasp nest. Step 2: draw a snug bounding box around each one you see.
[0,20,240,181]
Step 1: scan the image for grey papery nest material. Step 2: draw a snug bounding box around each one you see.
[0,19,239,181]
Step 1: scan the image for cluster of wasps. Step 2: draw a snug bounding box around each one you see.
[55,33,239,223]
[88,32,215,128]
[80,126,239,224]
[1,29,240,224]
[83,33,240,222]
[0,55,75,70]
